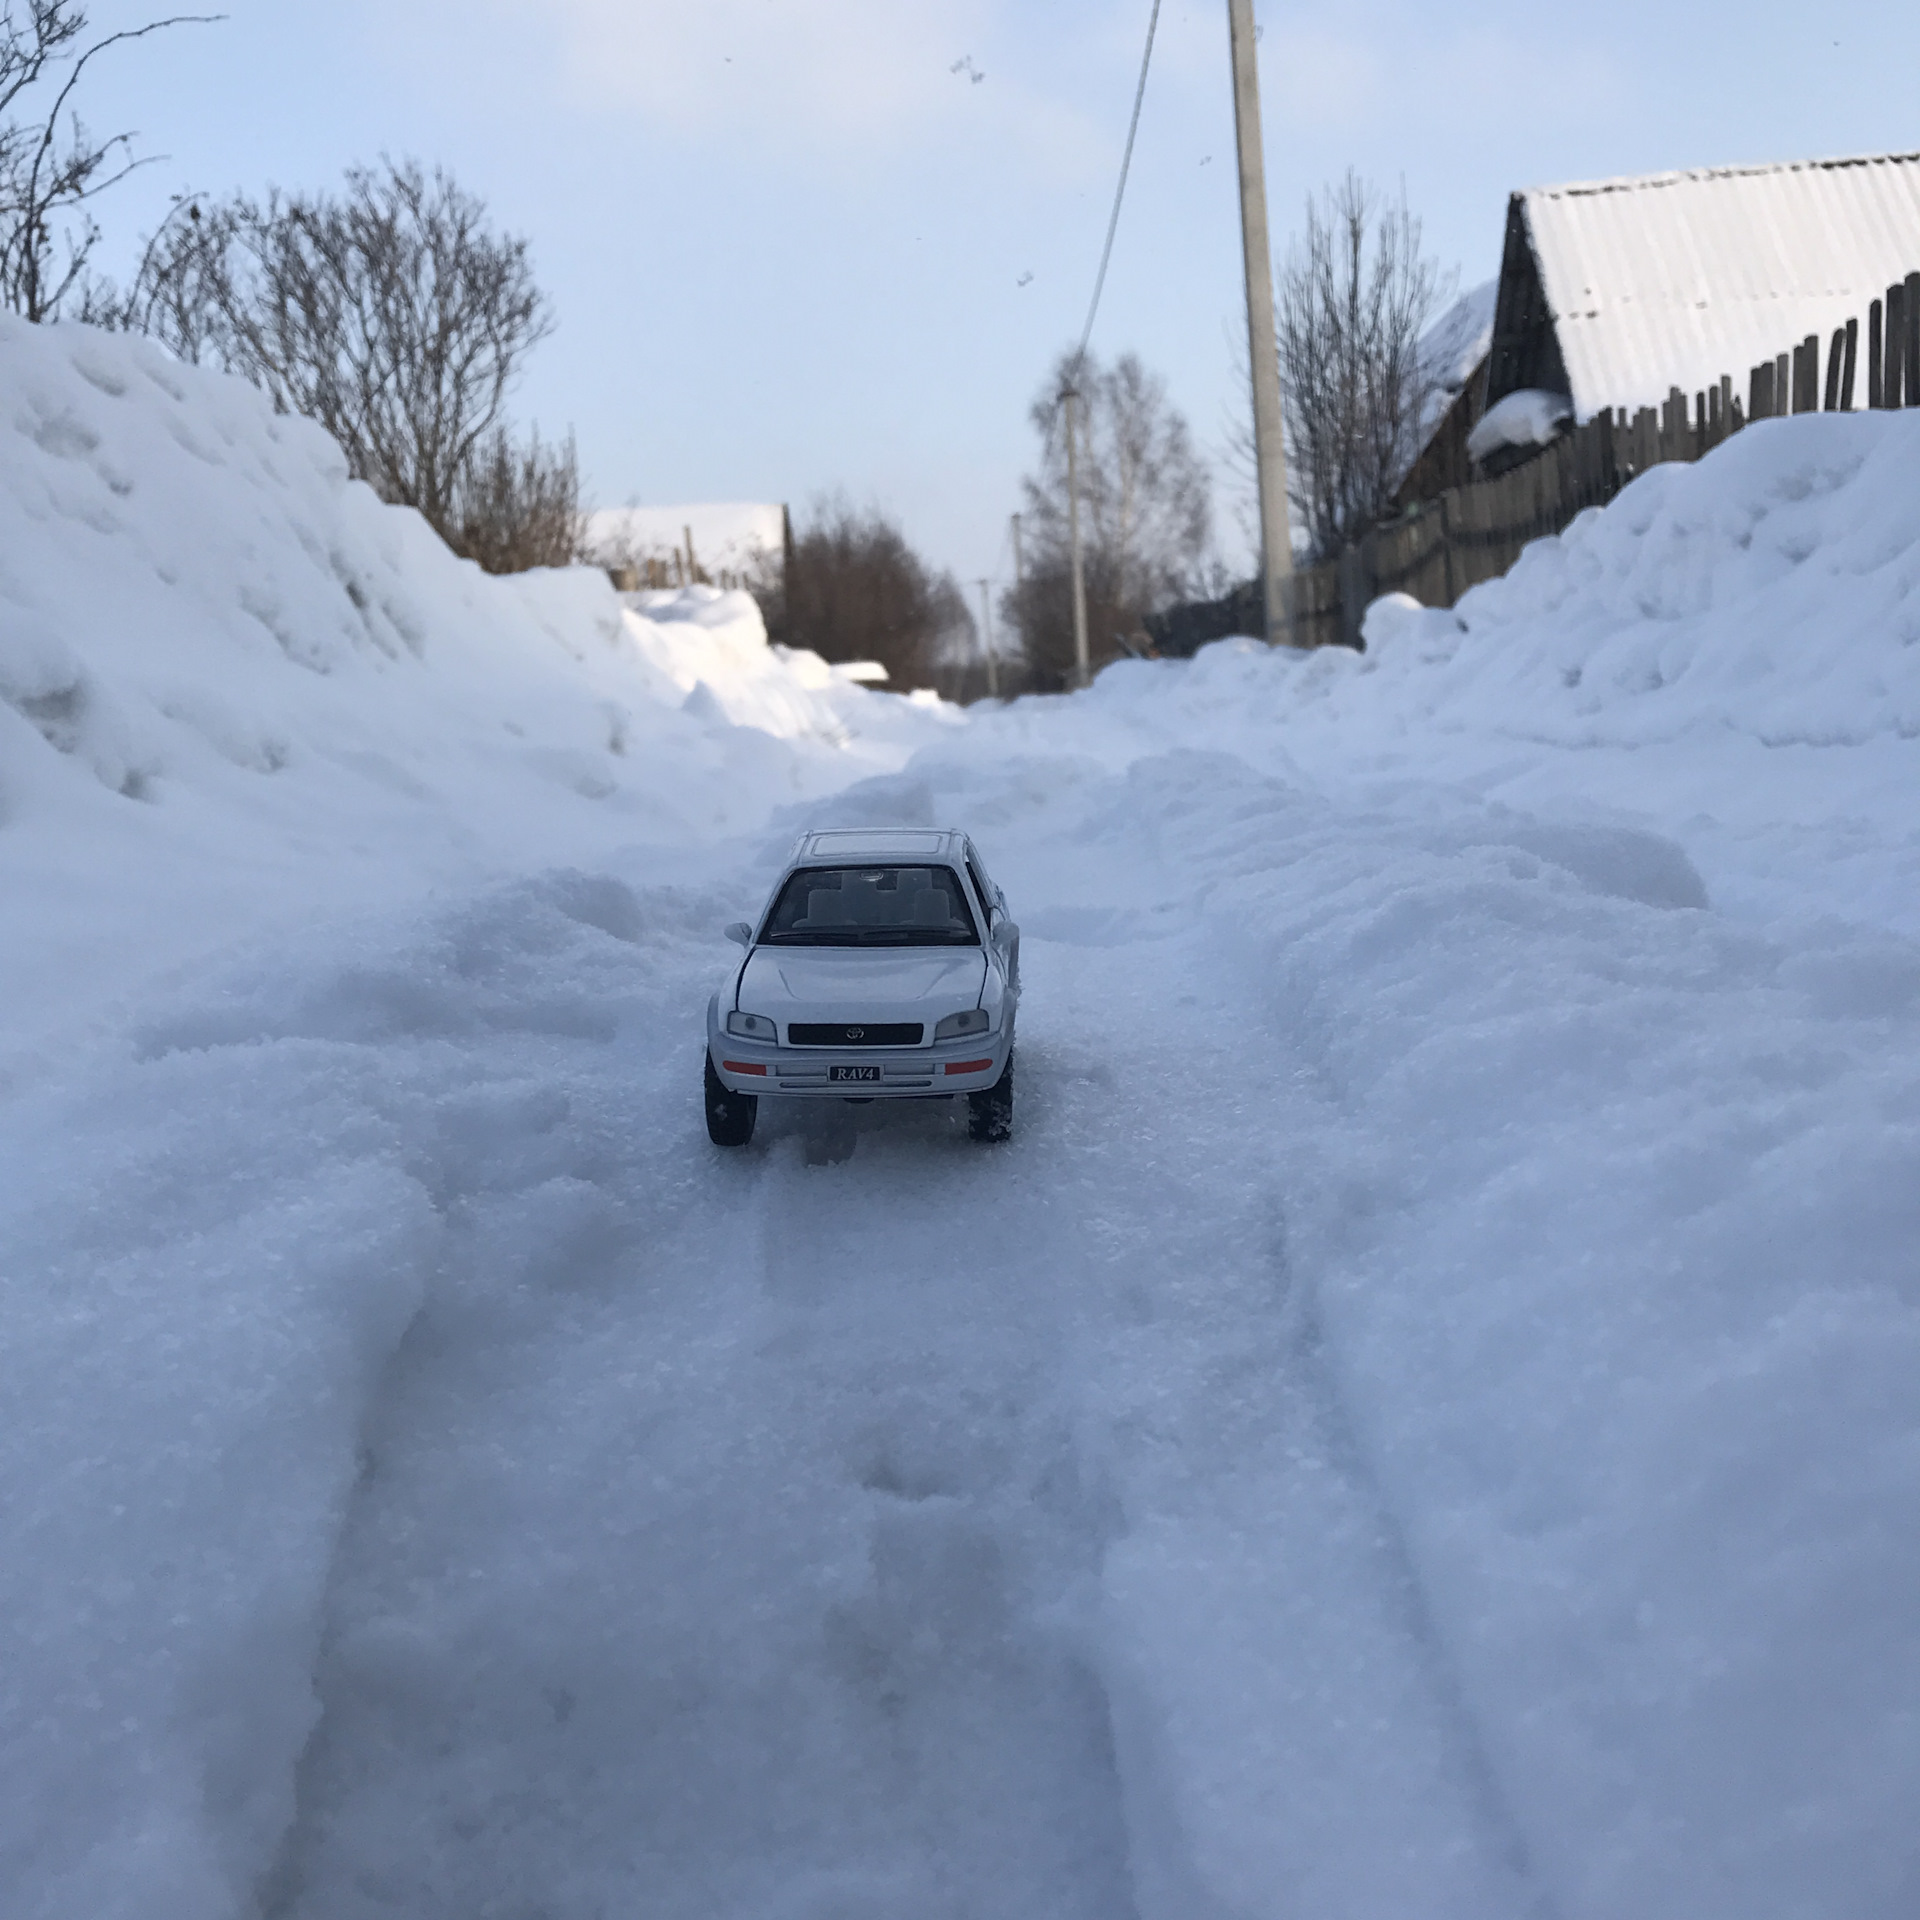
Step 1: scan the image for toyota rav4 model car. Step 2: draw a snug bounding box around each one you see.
[705,828,1020,1147]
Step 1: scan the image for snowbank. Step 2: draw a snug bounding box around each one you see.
[1361,410,1920,752]
[0,316,949,1058]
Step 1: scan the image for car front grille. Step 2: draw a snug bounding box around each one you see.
[787,1022,924,1048]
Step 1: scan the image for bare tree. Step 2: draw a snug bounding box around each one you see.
[102,157,566,569]
[1271,171,1449,560]
[0,3,215,321]
[774,496,970,691]
[1010,348,1210,688]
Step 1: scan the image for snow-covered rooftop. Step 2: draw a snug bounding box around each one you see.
[584,502,786,579]
[1521,150,1920,414]
[1412,278,1497,449]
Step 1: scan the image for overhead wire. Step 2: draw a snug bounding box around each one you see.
[1014,0,1163,681]
[1068,0,1164,389]
[1039,0,1165,482]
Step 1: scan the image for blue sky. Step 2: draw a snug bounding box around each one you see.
[70,0,1920,592]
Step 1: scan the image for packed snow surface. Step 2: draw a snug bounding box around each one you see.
[3,322,1919,1920]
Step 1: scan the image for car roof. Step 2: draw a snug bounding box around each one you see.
[790,827,968,865]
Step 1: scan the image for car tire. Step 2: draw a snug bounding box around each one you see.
[705,1052,758,1147]
[967,1049,1014,1143]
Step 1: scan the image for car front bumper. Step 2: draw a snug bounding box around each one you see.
[708,1026,1010,1099]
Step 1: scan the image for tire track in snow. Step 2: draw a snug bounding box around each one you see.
[1004,914,1545,1920]
[893,751,1560,1917]
[248,789,1560,1918]
[1273,1254,1562,1920]
[1105,749,1560,1919]
[262,870,1143,1919]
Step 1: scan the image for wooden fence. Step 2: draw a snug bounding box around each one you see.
[1274,265,1920,650]
[606,555,758,593]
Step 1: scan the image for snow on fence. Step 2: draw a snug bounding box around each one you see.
[1284,267,1920,651]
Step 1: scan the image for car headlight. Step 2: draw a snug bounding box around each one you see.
[726,1010,777,1041]
[934,1007,990,1042]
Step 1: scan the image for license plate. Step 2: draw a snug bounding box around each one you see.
[830,1065,881,1084]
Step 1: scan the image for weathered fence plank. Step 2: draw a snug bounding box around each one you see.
[1906,272,1920,406]
[1896,280,1912,407]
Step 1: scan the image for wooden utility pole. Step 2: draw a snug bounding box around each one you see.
[976,578,999,698]
[1009,512,1026,679]
[1227,0,1295,646]
[1064,387,1091,687]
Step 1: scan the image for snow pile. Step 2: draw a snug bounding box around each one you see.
[1362,410,1920,752]
[3,333,1918,1920]
[0,315,948,1049]
[1466,383,1573,461]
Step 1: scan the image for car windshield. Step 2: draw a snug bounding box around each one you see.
[761,865,980,946]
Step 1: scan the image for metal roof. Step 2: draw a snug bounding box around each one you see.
[1521,151,1920,415]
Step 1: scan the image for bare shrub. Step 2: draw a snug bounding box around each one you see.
[1009,348,1210,689]
[777,496,970,691]
[450,425,582,575]
[1272,171,1449,560]
[1,3,212,321]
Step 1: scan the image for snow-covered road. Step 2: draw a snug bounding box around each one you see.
[227,768,1549,1920]
[17,735,1914,1919]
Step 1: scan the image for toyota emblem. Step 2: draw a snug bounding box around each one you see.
[846,1027,865,1040]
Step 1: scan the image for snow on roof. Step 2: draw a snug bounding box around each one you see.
[1522,150,1920,415]
[1423,279,1497,399]
[1411,278,1497,453]
[1466,388,1572,464]
[584,502,786,575]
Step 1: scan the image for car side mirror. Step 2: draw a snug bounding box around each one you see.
[724,921,754,948]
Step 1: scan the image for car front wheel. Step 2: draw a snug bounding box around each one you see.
[705,1053,758,1147]
[967,1049,1013,1143]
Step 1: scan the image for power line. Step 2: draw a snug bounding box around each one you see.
[1069,0,1164,385]
[1025,0,1163,692]
[1037,0,1164,510]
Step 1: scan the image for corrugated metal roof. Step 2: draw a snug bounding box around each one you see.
[1521,151,1920,415]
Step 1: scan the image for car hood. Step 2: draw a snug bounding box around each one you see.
[742,946,986,1019]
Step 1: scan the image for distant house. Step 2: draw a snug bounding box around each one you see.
[1398,149,1920,504]
[584,503,791,592]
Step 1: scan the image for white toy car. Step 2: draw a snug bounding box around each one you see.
[705,828,1020,1147]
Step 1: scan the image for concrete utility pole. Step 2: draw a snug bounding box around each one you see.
[1227,0,1295,646]
[975,578,999,698]
[1063,387,1091,687]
